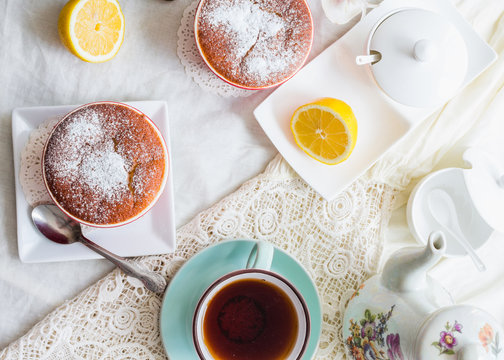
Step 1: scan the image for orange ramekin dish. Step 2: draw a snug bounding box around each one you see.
[194,0,313,90]
[42,101,169,228]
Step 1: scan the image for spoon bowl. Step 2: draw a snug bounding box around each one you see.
[31,204,168,293]
[32,204,83,244]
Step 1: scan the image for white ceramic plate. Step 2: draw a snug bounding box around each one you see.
[253,0,496,201]
[12,101,176,263]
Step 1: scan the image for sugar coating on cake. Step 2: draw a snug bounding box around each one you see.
[43,103,166,225]
[196,0,312,88]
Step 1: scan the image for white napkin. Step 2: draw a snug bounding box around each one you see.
[321,0,381,24]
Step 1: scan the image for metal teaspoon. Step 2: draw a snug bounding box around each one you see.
[31,204,167,293]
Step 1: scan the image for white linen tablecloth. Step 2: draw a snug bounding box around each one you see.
[1,0,504,355]
[0,0,355,348]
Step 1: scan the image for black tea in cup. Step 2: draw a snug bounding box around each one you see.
[203,277,299,359]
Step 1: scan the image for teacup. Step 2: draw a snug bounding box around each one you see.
[193,241,310,360]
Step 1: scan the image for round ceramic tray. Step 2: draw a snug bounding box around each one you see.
[407,167,493,257]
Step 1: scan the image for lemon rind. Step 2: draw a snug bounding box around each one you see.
[291,101,357,166]
[64,0,125,63]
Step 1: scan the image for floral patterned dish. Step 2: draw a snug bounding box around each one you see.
[416,305,503,360]
[343,232,504,360]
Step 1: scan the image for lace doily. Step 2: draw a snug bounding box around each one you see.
[19,117,60,207]
[1,152,396,359]
[176,0,256,98]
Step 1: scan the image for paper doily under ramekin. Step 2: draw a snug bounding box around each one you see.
[176,0,256,98]
[19,116,60,207]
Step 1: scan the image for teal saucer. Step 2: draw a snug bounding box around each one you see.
[160,239,322,359]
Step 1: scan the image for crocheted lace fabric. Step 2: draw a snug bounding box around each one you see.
[1,117,396,359]
[176,0,256,98]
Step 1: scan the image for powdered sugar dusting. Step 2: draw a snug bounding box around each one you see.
[197,0,312,88]
[206,1,284,59]
[48,114,128,197]
[44,103,166,225]
[79,142,128,196]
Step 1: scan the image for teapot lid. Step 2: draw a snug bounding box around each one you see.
[415,304,503,360]
[368,8,468,108]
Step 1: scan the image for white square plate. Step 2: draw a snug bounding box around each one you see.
[12,101,177,263]
[254,0,496,201]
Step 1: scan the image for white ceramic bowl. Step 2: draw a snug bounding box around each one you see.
[406,168,493,257]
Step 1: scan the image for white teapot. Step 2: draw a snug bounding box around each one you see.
[355,8,468,108]
[343,231,503,360]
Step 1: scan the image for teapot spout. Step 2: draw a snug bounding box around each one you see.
[356,50,382,65]
[381,231,446,293]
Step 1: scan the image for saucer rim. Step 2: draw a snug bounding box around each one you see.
[159,239,322,360]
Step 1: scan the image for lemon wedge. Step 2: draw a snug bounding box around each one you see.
[290,98,358,165]
[58,0,125,63]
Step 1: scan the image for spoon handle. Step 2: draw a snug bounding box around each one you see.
[79,235,167,293]
[441,225,487,272]
[428,189,486,272]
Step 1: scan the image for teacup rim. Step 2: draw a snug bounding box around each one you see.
[192,268,311,360]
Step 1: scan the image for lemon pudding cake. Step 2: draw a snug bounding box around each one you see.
[43,102,168,226]
[195,0,313,89]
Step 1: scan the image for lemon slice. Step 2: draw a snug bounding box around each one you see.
[290,98,358,165]
[58,0,125,63]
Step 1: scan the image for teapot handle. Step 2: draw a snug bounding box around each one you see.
[356,51,382,65]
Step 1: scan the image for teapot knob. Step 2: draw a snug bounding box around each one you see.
[413,39,437,63]
[457,343,489,360]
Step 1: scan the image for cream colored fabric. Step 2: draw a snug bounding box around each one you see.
[321,0,381,24]
[369,0,504,204]
[378,0,504,330]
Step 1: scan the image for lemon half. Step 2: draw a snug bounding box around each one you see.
[58,0,125,63]
[290,98,358,165]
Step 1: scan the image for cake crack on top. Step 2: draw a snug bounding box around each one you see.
[239,32,261,70]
